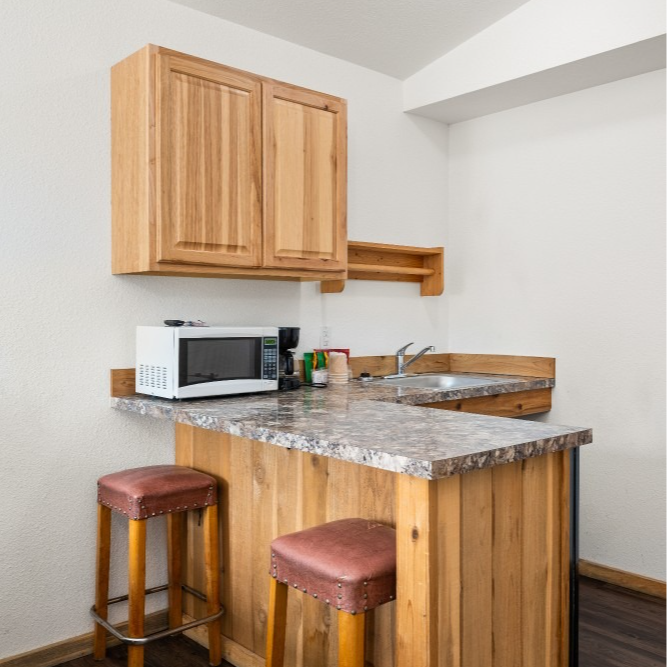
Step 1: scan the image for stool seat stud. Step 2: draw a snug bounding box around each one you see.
[266,518,396,667]
[92,464,222,667]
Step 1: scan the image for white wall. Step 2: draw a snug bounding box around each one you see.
[403,0,665,111]
[447,70,666,579]
[0,0,447,657]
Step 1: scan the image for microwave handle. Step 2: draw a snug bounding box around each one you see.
[285,354,294,376]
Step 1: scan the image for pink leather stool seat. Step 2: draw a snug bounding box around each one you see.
[97,464,217,520]
[93,464,222,666]
[270,518,396,614]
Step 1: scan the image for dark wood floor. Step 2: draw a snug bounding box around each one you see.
[579,577,666,667]
[61,635,227,667]
[61,577,665,667]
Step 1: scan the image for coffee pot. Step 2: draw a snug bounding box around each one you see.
[278,327,301,391]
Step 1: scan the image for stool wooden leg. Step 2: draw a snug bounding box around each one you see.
[338,611,366,667]
[265,577,288,667]
[167,513,184,629]
[93,505,112,660]
[204,504,222,666]
[128,519,146,667]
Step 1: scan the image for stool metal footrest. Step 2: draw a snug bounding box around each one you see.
[90,583,225,647]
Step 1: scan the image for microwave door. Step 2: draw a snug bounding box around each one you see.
[179,337,262,389]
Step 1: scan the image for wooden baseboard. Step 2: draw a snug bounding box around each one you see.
[579,560,666,599]
[0,610,169,667]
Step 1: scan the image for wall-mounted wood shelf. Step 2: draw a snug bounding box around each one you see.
[321,241,444,296]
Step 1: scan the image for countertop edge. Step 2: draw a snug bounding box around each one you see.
[111,390,591,480]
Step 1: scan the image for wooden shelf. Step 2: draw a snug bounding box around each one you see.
[321,241,444,296]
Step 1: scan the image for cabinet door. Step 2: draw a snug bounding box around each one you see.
[155,53,262,267]
[263,83,347,271]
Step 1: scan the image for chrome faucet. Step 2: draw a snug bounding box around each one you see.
[388,342,435,378]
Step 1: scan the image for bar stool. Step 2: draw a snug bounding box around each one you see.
[91,465,223,667]
[265,518,396,667]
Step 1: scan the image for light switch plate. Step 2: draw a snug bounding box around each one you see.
[320,326,332,348]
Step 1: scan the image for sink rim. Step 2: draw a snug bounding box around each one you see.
[374,372,509,389]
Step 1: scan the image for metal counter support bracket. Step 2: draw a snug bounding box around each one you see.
[569,447,580,667]
[90,583,225,647]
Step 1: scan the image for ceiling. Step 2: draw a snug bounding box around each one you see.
[168,0,531,79]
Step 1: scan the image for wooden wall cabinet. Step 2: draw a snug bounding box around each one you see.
[112,45,347,281]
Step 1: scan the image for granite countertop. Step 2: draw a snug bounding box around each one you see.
[112,373,591,480]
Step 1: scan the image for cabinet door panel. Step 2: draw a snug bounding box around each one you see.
[156,55,262,267]
[263,84,346,271]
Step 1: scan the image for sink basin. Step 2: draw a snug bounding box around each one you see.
[376,374,507,390]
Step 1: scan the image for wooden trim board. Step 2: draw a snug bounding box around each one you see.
[349,352,554,379]
[110,368,136,397]
[579,560,666,599]
[113,351,554,399]
[300,352,554,382]
[449,353,555,378]
[0,610,168,667]
[347,352,452,379]
[422,387,552,417]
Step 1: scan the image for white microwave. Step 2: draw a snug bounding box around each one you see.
[136,326,279,399]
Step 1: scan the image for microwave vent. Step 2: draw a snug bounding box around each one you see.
[138,364,168,391]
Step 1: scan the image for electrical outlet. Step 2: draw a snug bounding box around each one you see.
[320,326,332,348]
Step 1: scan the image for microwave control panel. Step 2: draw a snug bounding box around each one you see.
[262,337,278,380]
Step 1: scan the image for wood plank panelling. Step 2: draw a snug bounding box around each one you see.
[560,452,571,657]
[491,461,523,666]
[176,426,569,667]
[521,456,549,667]
[435,451,569,667]
[437,475,461,667]
[395,476,439,667]
[177,425,396,667]
[460,468,493,667]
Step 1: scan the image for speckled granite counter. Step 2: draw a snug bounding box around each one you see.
[112,371,588,664]
[112,373,591,480]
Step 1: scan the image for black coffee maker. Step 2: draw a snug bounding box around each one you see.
[278,327,301,391]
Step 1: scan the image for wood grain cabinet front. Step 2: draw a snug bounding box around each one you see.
[263,83,347,272]
[111,45,347,281]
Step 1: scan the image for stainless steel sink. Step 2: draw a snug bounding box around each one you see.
[376,374,506,390]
